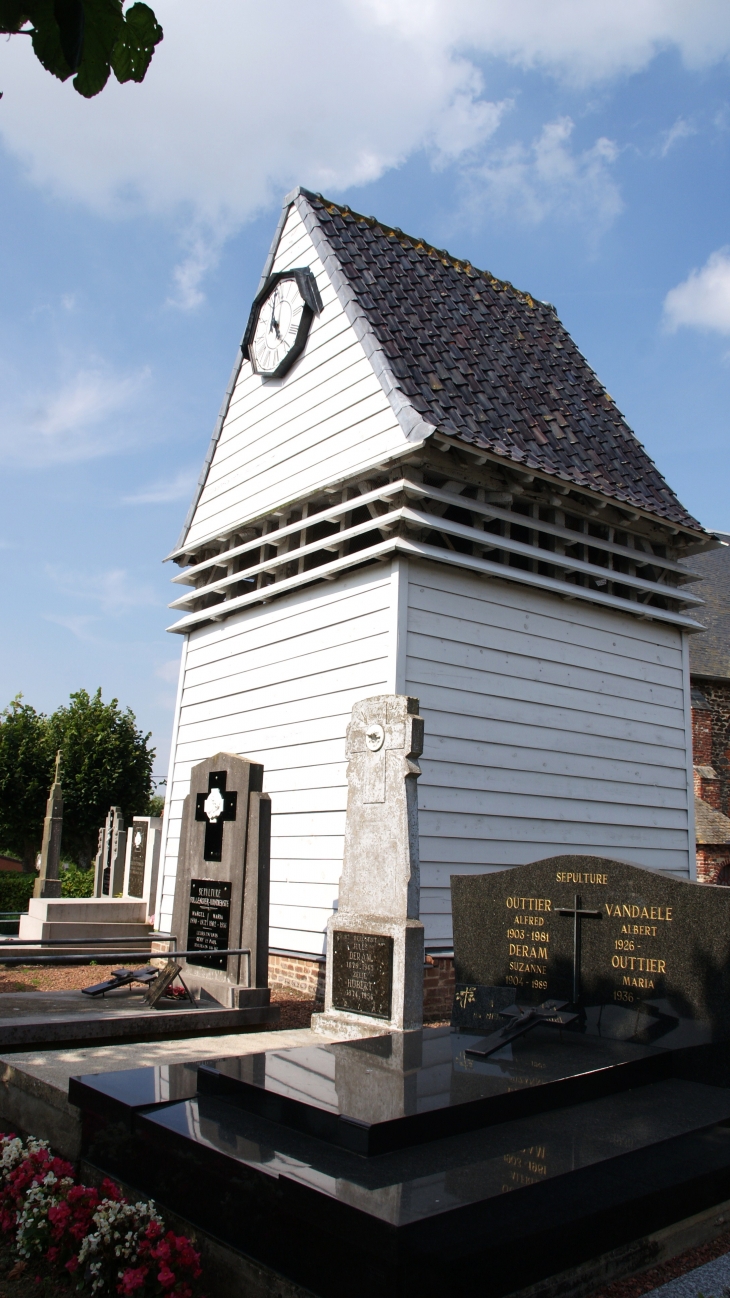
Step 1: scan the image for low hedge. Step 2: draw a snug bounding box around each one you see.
[0,877,35,914]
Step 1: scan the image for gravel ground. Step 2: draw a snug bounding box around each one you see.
[594,1232,730,1298]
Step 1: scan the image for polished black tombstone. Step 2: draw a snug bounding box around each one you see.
[72,1024,730,1298]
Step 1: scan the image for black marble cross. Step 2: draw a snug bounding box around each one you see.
[557,893,601,1003]
[465,1000,578,1059]
[195,771,238,862]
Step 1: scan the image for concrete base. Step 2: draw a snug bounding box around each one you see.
[0,1024,348,1161]
[311,1010,394,1039]
[0,988,279,1051]
[18,897,152,944]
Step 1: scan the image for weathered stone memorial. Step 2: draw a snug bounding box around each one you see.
[170,752,273,1011]
[122,815,162,917]
[34,752,63,900]
[314,694,424,1036]
[451,854,730,1043]
[94,807,127,898]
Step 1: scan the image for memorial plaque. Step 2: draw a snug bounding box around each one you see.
[186,879,232,971]
[332,931,393,1019]
[127,822,147,898]
[451,984,516,1032]
[452,855,730,1036]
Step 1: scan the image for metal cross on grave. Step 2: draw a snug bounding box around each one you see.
[195,771,238,862]
[557,893,601,1004]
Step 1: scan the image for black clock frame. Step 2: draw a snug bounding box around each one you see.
[242,267,323,380]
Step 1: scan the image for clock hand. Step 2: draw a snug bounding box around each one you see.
[268,293,282,342]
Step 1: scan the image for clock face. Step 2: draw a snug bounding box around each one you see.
[250,276,309,377]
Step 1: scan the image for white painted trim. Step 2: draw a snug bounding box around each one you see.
[168,536,705,635]
[387,556,409,693]
[155,635,188,926]
[682,629,697,880]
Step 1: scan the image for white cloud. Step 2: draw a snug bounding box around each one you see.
[0,1,729,299]
[467,117,622,232]
[43,613,98,641]
[0,365,150,467]
[156,659,181,684]
[663,249,730,334]
[46,566,158,615]
[659,116,696,156]
[123,468,198,506]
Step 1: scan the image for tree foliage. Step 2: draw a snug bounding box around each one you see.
[0,689,156,870]
[0,0,162,98]
[48,689,155,867]
[0,697,54,871]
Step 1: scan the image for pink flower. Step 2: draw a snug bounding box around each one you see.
[157,1262,176,1289]
[117,1264,148,1294]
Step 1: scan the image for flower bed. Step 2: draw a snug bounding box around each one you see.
[0,1134,205,1296]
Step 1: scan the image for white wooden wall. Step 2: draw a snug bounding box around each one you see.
[184,204,411,550]
[405,559,694,948]
[160,554,694,958]
[158,564,395,954]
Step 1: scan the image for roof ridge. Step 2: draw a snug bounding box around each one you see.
[297,187,540,310]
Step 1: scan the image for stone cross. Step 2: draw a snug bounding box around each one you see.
[557,893,602,1003]
[314,695,425,1037]
[171,752,272,1009]
[34,752,63,900]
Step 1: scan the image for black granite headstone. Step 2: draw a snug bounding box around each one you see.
[187,879,232,970]
[452,855,730,1037]
[331,931,393,1019]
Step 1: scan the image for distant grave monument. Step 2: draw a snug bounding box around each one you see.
[122,816,162,918]
[452,854,730,1042]
[34,752,63,900]
[170,752,272,1009]
[94,807,127,898]
[314,694,424,1036]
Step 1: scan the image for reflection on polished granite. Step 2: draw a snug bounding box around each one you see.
[71,1025,730,1298]
[194,1024,672,1152]
[142,1076,730,1225]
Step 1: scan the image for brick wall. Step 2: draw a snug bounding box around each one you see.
[269,951,456,1018]
[694,680,730,818]
[696,846,730,885]
[269,954,326,1000]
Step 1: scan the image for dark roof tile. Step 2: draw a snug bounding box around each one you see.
[302,192,701,530]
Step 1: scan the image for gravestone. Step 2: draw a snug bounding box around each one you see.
[93,808,127,898]
[452,854,730,1040]
[314,694,424,1036]
[34,752,63,900]
[122,816,162,918]
[170,752,271,1009]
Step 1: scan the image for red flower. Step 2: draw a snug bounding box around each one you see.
[65,1256,79,1273]
[157,1262,176,1289]
[117,1264,148,1294]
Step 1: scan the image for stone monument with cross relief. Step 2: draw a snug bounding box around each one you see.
[170,752,273,1011]
[313,695,425,1037]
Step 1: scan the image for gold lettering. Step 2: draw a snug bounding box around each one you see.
[506,897,552,912]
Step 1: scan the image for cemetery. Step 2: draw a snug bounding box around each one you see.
[1,188,729,1298]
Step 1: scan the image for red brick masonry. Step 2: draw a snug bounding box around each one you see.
[269,952,455,1017]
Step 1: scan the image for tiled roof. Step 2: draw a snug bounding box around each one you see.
[687,534,730,679]
[302,191,702,532]
[695,796,730,845]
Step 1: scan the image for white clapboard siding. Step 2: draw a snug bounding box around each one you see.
[406,558,693,948]
[158,565,395,955]
[184,204,414,549]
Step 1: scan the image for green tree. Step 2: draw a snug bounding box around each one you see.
[0,0,162,99]
[0,696,54,871]
[48,688,155,867]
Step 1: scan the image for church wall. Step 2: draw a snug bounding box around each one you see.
[405,559,694,949]
[183,205,413,550]
[158,563,397,954]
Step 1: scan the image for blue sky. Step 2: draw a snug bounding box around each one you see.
[1,1,729,784]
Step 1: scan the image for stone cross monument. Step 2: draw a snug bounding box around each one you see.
[314,694,424,1037]
[34,752,64,899]
[171,752,272,1009]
